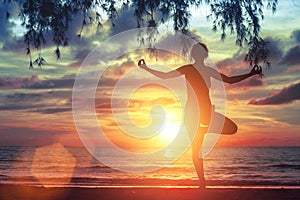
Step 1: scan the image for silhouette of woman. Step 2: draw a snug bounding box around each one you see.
[138,42,262,187]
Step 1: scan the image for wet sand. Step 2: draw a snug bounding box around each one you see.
[0,184,300,200]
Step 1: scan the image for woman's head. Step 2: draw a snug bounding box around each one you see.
[191,42,208,62]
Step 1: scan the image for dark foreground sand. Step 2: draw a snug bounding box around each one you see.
[0,184,299,200]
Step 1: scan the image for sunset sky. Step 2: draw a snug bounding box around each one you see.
[0,0,300,148]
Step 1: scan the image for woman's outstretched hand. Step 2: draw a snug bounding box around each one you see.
[138,59,148,70]
[250,65,263,76]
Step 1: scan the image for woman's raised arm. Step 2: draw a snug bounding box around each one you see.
[138,59,181,79]
[220,65,263,84]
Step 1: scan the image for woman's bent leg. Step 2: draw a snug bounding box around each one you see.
[211,112,238,135]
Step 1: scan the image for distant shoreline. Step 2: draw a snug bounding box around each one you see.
[6,184,300,190]
[2,178,300,188]
[1,184,300,200]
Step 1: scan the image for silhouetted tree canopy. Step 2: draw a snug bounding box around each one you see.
[2,0,278,68]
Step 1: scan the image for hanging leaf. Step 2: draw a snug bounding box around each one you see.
[55,47,61,60]
[245,37,270,66]
[33,56,47,68]
[26,47,30,56]
[29,60,33,69]
[0,0,277,69]
[6,11,10,20]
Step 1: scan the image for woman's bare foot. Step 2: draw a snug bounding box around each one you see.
[197,179,206,189]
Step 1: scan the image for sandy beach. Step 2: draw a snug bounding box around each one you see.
[0,184,299,200]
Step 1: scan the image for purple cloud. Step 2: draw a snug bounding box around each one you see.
[249,82,300,105]
[229,76,263,90]
[0,75,39,88]
[280,45,300,66]
[23,78,75,89]
[292,29,300,43]
[0,75,77,89]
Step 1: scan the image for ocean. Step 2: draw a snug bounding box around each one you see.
[0,146,299,187]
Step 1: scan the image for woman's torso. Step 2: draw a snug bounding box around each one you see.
[177,64,212,125]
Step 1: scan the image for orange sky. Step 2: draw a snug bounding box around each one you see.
[0,1,300,149]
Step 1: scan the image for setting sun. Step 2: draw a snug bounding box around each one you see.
[127,83,183,146]
[158,120,181,144]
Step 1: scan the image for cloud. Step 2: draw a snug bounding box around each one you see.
[265,37,283,63]
[249,82,300,105]
[0,4,13,41]
[31,107,71,114]
[2,37,25,53]
[0,75,39,88]
[214,34,300,80]
[216,57,247,75]
[1,89,72,114]
[1,3,58,53]
[110,7,137,35]
[291,29,300,43]
[6,92,42,101]
[0,104,32,111]
[228,76,263,91]
[102,59,136,79]
[110,6,168,36]
[217,37,284,73]
[0,127,56,146]
[280,45,300,67]
[0,75,77,89]
[23,78,75,89]
[67,48,92,68]
[271,107,300,125]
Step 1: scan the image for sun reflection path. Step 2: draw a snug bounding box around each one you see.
[31,143,75,187]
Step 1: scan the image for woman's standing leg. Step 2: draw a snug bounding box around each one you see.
[185,107,207,187]
[191,127,207,187]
